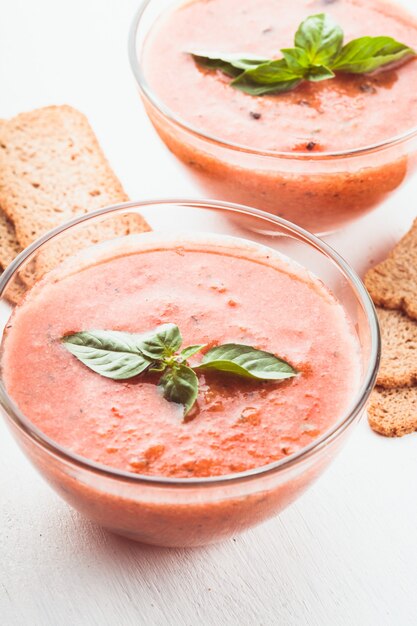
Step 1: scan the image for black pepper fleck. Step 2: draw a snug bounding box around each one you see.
[359,83,377,94]
[250,111,262,120]
[306,141,317,151]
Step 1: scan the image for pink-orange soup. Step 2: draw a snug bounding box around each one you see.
[138,0,417,233]
[143,0,417,153]
[2,237,360,478]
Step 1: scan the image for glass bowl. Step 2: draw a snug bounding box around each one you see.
[129,0,417,235]
[0,200,380,547]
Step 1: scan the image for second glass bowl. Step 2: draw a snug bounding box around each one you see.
[129,0,417,235]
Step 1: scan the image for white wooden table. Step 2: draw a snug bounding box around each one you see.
[1,1,417,624]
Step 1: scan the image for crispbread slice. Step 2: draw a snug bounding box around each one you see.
[377,307,417,388]
[0,105,150,284]
[0,118,22,270]
[368,387,417,437]
[34,211,149,282]
[2,276,26,306]
[0,209,21,270]
[365,218,417,320]
[0,105,141,249]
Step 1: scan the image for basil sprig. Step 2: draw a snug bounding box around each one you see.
[189,13,415,96]
[63,324,297,417]
[190,51,270,77]
[194,344,295,379]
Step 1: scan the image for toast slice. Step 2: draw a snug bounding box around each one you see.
[365,219,417,437]
[34,211,150,282]
[368,387,417,437]
[365,218,417,321]
[0,105,150,287]
[0,119,22,271]
[0,105,148,250]
[0,209,21,270]
[377,307,417,388]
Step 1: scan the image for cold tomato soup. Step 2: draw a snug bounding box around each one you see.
[2,236,360,544]
[141,0,417,232]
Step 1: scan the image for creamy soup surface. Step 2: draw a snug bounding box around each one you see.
[143,0,417,152]
[2,237,360,478]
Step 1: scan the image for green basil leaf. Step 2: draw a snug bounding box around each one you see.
[190,51,270,78]
[332,36,416,74]
[149,362,167,373]
[63,330,152,380]
[232,59,302,95]
[180,344,206,360]
[281,48,334,82]
[189,15,415,98]
[158,364,199,416]
[294,13,343,66]
[196,344,297,380]
[138,323,182,360]
[281,47,311,73]
[233,58,300,83]
[231,78,302,96]
[306,64,335,81]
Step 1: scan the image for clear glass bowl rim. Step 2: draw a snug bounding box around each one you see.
[0,199,381,488]
[128,0,417,160]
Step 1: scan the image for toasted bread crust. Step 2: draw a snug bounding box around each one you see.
[365,218,417,437]
[0,105,150,281]
[0,119,21,269]
[0,105,148,250]
[376,307,417,388]
[368,387,417,437]
[0,209,22,270]
[365,218,417,321]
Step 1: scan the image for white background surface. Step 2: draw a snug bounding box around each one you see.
[1,1,417,624]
